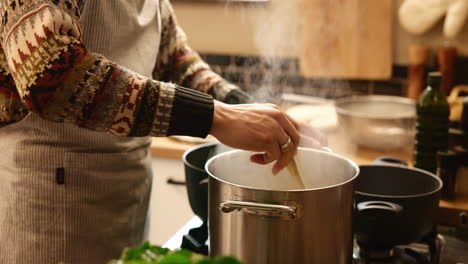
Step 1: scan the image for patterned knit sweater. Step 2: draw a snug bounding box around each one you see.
[0,0,250,138]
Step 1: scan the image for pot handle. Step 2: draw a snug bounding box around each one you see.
[357,201,403,213]
[220,201,298,220]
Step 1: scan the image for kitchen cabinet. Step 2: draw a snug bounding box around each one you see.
[148,157,194,245]
[299,0,393,79]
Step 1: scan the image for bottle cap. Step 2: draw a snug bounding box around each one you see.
[428,72,442,78]
[427,71,442,87]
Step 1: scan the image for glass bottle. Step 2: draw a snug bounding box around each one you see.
[414,72,450,173]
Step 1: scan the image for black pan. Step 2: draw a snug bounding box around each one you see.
[354,162,443,250]
[183,142,228,222]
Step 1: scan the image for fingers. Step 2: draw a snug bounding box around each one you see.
[266,106,301,174]
[250,153,275,165]
[270,130,296,175]
[284,113,328,147]
[275,112,301,148]
[250,130,297,175]
[246,104,301,174]
[250,136,281,165]
[284,112,300,129]
[250,141,281,167]
[213,102,307,174]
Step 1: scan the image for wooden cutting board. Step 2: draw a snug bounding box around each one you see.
[299,0,393,80]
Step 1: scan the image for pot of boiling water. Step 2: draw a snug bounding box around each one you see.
[206,147,359,264]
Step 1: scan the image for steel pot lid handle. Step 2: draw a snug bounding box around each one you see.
[220,201,298,220]
[357,201,403,213]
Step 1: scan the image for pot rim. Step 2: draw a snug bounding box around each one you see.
[334,95,416,120]
[183,142,221,173]
[205,147,360,192]
[355,164,443,198]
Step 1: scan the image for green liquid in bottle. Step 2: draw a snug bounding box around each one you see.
[414,72,450,173]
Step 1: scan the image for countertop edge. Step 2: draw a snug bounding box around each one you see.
[150,137,468,224]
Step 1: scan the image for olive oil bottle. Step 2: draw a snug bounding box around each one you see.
[414,72,450,173]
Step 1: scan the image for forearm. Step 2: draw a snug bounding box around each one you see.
[0,0,214,138]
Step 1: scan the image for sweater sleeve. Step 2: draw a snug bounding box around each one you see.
[0,0,214,138]
[154,0,252,105]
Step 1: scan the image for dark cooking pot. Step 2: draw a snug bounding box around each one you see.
[354,164,443,250]
[183,142,228,222]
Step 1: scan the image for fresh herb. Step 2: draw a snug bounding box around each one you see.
[108,241,243,264]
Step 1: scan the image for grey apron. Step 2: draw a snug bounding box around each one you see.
[0,1,161,263]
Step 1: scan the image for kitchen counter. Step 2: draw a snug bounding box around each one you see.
[150,135,413,165]
[151,134,468,226]
[151,137,201,160]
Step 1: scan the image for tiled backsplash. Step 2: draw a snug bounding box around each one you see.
[200,52,468,101]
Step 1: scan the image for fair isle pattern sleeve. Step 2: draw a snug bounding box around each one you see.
[154,0,252,105]
[0,46,28,125]
[0,0,214,138]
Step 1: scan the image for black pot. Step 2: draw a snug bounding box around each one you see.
[183,142,227,222]
[354,164,443,250]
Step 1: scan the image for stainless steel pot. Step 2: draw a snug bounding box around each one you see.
[334,95,416,150]
[206,148,359,264]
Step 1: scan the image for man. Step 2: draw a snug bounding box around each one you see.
[0,0,324,263]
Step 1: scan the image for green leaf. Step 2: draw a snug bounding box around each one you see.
[119,241,170,262]
[214,257,243,264]
[158,254,192,264]
[108,242,243,264]
[195,259,214,264]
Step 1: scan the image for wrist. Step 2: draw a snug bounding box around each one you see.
[210,100,227,137]
[166,85,214,137]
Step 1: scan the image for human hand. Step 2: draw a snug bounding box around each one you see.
[285,113,328,149]
[209,101,325,174]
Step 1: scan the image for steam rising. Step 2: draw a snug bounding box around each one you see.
[221,0,358,161]
[250,0,300,102]
[222,0,354,102]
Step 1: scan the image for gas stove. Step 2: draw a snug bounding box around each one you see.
[180,221,208,255]
[353,233,444,264]
[165,217,468,264]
